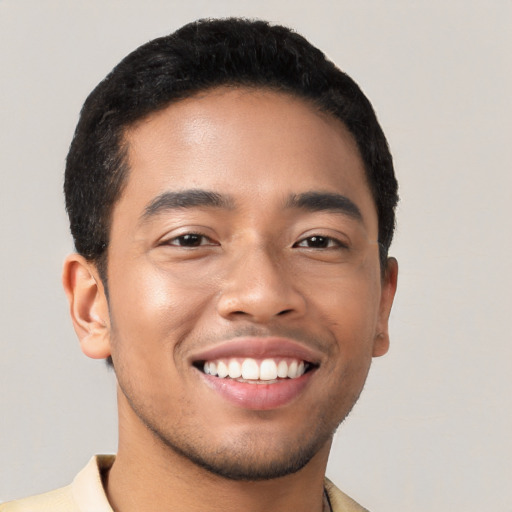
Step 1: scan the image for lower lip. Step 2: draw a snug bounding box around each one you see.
[199,371,314,410]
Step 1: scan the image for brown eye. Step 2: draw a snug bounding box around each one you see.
[169,234,209,247]
[303,236,329,248]
[294,236,346,249]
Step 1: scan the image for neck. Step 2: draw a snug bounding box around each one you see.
[105,389,331,512]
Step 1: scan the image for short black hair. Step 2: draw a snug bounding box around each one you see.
[65,17,398,280]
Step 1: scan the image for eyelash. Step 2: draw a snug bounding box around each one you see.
[293,235,349,250]
[164,233,348,250]
[165,233,217,247]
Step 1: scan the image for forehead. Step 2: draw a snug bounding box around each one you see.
[118,87,376,228]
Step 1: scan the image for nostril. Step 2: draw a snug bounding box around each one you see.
[277,309,293,316]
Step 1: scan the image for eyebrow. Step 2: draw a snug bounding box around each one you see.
[285,191,363,221]
[141,189,234,222]
[140,189,362,224]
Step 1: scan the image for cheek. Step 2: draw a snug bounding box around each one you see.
[107,263,217,368]
[311,271,382,354]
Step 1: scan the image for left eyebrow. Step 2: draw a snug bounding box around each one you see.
[140,189,235,223]
[285,191,363,221]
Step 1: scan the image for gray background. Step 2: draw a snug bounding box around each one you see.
[1,1,511,510]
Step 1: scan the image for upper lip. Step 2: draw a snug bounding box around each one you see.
[189,337,323,366]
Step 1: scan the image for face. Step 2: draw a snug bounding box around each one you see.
[102,88,396,480]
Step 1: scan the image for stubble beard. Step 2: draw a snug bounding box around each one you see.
[149,418,334,481]
[112,323,368,482]
[122,383,361,482]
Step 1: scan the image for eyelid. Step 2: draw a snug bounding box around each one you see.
[158,228,219,247]
[293,231,351,249]
[167,234,215,246]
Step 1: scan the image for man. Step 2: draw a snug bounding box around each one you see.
[2,18,398,512]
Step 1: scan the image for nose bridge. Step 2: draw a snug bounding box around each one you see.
[217,238,304,322]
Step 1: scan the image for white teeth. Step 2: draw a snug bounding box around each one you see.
[277,360,288,378]
[287,360,298,378]
[259,359,278,380]
[202,357,309,381]
[241,358,259,380]
[228,360,242,379]
[217,361,228,378]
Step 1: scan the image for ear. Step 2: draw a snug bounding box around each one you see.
[372,257,398,357]
[62,254,111,359]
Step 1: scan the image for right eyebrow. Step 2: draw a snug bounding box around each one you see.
[140,189,235,223]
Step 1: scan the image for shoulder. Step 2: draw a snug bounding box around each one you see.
[324,478,370,512]
[0,455,115,512]
[0,485,77,512]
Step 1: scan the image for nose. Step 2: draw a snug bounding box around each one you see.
[216,245,306,324]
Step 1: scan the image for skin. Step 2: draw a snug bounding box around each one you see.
[63,87,398,512]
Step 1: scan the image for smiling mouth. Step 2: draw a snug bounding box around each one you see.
[195,357,315,383]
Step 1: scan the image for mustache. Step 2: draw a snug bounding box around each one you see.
[183,323,335,357]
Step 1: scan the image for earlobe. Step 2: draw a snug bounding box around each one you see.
[372,257,398,357]
[62,254,111,359]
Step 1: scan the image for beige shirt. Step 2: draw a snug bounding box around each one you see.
[0,456,368,512]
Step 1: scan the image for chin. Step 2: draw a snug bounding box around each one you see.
[161,431,331,481]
